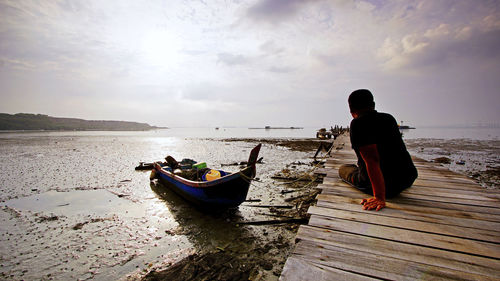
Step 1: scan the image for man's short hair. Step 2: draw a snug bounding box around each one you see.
[348,89,375,112]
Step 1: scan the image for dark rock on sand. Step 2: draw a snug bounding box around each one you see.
[433,157,451,164]
[36,215,59,223]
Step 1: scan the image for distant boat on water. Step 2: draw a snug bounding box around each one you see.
[398,121,415,130]
[249,126,304,130]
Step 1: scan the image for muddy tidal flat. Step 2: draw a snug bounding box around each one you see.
[405,138,500,189]
[0,130,321,280]
[1,129,498,280]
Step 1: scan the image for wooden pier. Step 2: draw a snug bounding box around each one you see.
[280,134,500,280]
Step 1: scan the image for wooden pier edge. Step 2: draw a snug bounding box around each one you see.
[279,134,500,281]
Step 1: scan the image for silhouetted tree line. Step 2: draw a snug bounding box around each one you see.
[0,113,161,131]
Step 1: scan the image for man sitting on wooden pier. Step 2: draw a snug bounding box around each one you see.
[339,89,418,211]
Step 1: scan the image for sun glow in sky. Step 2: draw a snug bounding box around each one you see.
[0,0,499,128]
[140,29,183,67]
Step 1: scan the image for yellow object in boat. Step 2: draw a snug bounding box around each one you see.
[203,169,221,181]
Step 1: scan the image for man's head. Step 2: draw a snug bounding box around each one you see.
[348,89,375,118]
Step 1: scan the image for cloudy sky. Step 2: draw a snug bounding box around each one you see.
[1,0,499,128]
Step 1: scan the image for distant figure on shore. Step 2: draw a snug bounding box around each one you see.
[339,89,417,211]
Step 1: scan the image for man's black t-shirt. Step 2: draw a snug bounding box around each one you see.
[350,110,417,195]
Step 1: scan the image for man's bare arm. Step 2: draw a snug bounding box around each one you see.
[359,144,386,211]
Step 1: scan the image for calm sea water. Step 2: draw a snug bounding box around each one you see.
[401,126,500,140]
[1,126,498,280]
[2,125,498,139]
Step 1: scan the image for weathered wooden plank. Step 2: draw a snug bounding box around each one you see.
[320,185,500,216]
[319,180,500,211]
[413,170,476,180]
[416,166,477,175]
[328,162,475,179]
[414,178,483,189]
[326,157,358,163]
[308,215,500,259]
[322,173,482,190]
[322,176,493,198]
[319,178,500,209]
[296,225,500,278]
[323,162,356,169]
[330,172,480,188]
[324,164,455,173]
[308,206,500,243]
[280,256,379,281]
[390,191,499,207]
[315,194,500,231]
[313,168,329,175]
[401,186,500,201]
[406,185,500,198]
[293,239,497,281]
[416,176,476,184]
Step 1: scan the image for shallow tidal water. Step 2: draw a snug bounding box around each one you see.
[0,129,313,280]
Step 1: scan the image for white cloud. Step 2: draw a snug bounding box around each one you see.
[217,53,250,66]
[424,23,450,38]
[246,0,324,24]
[355,1,376,12]
[375,1,500,73]
[0,0,499,127]
[0,57,36,70]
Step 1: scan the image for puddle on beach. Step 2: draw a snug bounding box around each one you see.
[0,188,192,281]
[5,189,144,216]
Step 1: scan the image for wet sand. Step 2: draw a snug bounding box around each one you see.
[405,138,500,189]
[221,138,322,152]
[0,134,322,280]
[1,133,497,280]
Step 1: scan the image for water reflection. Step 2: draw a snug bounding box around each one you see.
[150,181,256,253]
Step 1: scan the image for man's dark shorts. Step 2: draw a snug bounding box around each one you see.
[338,164,416,198]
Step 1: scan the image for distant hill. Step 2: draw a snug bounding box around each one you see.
[0,113,165,131]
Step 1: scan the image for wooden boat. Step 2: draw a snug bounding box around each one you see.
[152,144,262,209]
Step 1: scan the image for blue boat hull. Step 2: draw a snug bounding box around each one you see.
[154,165,254,209]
